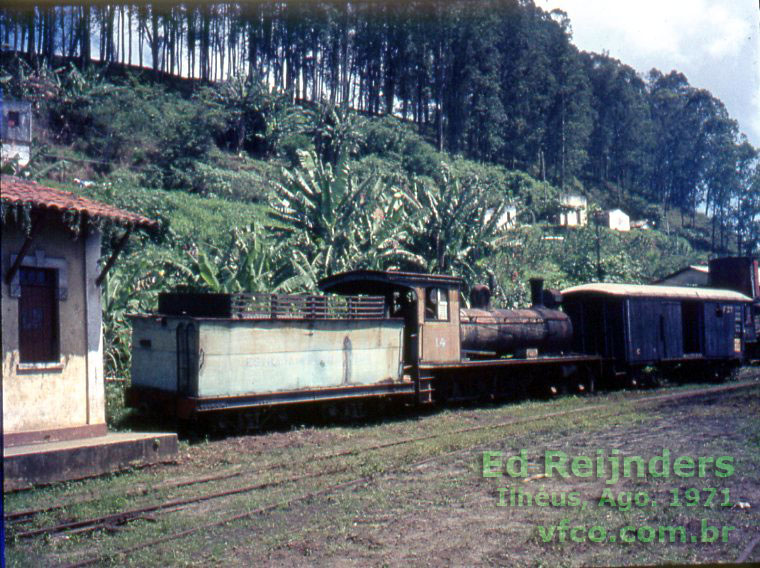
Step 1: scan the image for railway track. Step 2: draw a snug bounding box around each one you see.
[8,380,757,532]
[7,379,758,567]
[7,378,752,529]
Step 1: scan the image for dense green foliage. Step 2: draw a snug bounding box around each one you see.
[1,1,758,391]
[1,1,757,249]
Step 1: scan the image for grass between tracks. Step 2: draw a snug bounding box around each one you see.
[4,371,760,567]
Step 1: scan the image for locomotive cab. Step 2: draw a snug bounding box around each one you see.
[319,270,463,369]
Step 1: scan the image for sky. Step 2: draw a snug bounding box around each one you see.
[539,0,760,148]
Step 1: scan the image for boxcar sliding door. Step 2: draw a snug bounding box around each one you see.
[659,302,683,360]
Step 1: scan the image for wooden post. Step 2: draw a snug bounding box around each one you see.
[95,227,132,286]
[4,218,43,285]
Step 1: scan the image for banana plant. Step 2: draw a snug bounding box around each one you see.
[101,251,173,378]
[271,147,422,281]
[177,224,289,293]
[394,163,511,284]
[203,73,312,154]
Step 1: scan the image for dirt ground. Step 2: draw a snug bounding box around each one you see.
[5,377,760,567]
[249,387,760,567]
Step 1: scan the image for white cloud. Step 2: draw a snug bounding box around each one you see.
[543,0,750,62]
[703,4,749,57]
[540,0,759,146]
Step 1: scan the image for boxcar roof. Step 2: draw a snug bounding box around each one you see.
[561,283,752,302]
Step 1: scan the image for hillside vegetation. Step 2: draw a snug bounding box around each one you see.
[1,1,758,386]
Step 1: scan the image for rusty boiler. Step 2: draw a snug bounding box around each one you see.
[460,279,573,357]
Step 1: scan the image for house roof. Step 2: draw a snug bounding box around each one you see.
[0,176,157,229]
[654,265,709,283]
[562,282,751,303]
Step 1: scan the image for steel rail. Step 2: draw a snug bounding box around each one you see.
[46,379,759,568]
[9,380,758,533]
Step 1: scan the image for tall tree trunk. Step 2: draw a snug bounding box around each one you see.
[128,5,132,65]
[138,5,144,68]
[340,1,350,106]
[120,5,125,64]
[247,8,258,78]
[26,9,35,57]
[200,4,210,80]
[434,27,444,151]
[59,6,67,58]
[187,6,195,78]
[150,6,160,71]
[80,4,90,67]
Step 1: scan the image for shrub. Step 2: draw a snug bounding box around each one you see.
[402,138,442,177]
[279,133,315,166]
[190,163,269,202]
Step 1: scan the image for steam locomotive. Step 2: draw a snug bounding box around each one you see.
[126,265,754,421]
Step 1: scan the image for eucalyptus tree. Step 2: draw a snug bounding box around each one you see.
[732,142,760,256]
[583,53,654,192]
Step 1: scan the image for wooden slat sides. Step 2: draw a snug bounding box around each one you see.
[230,294,386,320]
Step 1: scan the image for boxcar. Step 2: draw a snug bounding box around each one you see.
[709,256,760,358]
[561,283,752,381]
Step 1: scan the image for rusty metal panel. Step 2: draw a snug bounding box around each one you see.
[157,292,386,319]
[232,293,385,319]
[195,319,403,397]
[460,307,573,356]
[130,317,182,393]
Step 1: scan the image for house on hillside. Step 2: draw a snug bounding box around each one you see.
[558,194,587,227]
[1,99,32,168]
[484,204,518,230]
[2,176,177,489]
[654,265,709,287]
[631,219,652,230]
[600,209,631,232]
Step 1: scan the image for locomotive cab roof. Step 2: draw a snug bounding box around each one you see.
[561,283,752,303]
[319,269,462,296]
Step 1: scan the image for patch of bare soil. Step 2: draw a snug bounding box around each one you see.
[256,390,760,567]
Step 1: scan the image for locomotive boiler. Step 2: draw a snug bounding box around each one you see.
[459,279,573,358]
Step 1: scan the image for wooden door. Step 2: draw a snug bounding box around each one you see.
[418,285,460,363]
[18,267,59,363]
[659,302,683,360]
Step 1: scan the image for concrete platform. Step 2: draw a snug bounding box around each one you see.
[3,431,178,491]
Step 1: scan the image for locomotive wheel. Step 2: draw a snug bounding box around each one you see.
[580,365,596,394]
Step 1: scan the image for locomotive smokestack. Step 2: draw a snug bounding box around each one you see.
[530,278,544,307]
[470,284,491,309]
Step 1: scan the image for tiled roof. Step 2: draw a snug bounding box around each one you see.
[0,176,157,229]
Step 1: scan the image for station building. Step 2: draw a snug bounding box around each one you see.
[2,176,177,489]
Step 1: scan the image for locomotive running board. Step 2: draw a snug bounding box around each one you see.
[418,354,603,370]
[128,383,416,419]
